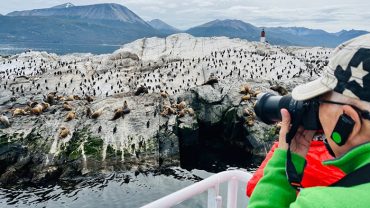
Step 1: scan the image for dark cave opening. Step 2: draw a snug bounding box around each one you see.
[178,121,258,173]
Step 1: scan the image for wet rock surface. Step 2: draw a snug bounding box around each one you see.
[0,94,180,186]
[184,81,280,156]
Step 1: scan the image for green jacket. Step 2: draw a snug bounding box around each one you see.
[248,142,370,208]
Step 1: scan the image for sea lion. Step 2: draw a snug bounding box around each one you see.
[73,95,81,100]
[41,102,50,111]
[168,106,175,115]
[245,116,255,127]
[122,101,130,114]
[63,102,73,111]
[111,108,124,121]
[91,107,104,119]
[184,108,195,116]
[65,95,74,101]
[113,126,117,134]
[59,127,70,139]
[31,104,43,115]
[12,108,26,116]
[85,96,94,103]
[177,101,186,111]
[240,84,251,94]
[23,106,32,114]
[46,92,56,104]
[0,115,10,128]
[65,111,76,122]
[46,94,55,105]
[98,125,102,133]
[160,106,175,117]
[241,94,251,101]
[243,108,255,117]
[56,95,65,101]
[270,85,288,96]
[160,108,169,117]
[135,85,148,96]
[250,90,261,98]
[178,109,185,118]
[48,92,57,96]
[160,91,168,98]
[86,107,92,118]
[28,101,39,108]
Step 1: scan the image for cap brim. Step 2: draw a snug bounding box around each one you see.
[292,77,332,101]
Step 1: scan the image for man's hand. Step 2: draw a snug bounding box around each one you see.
[278,109,316,158]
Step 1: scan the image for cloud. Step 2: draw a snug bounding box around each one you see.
[141,6,167,14]
[194,1,214,7]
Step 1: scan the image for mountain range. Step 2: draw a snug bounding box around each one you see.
[7,3,148,25]
[186,20,369,47]
[0,2,368,54]
[147,19,180,35]
[1,3,159,46]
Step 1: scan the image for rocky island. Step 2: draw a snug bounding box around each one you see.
[0,34,331,186]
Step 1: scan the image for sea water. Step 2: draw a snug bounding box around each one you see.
[0,43,120,56]
[0,167,252,208]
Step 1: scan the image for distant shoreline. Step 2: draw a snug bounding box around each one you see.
[0,42,121,56]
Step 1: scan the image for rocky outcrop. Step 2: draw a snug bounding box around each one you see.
[0,94,180,186]
[182,80,280,154]
[0,34,331,186]
[0,78,291,186]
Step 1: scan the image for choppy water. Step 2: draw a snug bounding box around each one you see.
[0,167,252,208]
[0,43,120,56]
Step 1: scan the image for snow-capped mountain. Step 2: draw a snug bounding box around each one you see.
[1,3,162,47]
[51,3,75,9]
[7,3,148,24]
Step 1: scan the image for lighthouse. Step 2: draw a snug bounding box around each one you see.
[260,28,266,43]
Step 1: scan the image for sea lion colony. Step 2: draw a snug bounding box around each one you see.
[0,38,331,133]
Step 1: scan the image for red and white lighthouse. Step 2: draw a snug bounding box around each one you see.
[260,28,266,43]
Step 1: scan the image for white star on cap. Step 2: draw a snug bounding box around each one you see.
[349,62,369,87]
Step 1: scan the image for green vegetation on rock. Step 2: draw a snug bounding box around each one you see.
[68,149,82,161]
[60,127,104,161]
[106,145,116,158]
[84,136,104,160]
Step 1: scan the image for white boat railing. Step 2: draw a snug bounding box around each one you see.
[141,170,253,208]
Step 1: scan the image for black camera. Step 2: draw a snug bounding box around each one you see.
[254,93,322,130]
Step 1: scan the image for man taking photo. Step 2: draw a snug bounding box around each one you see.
[249,34,370,207]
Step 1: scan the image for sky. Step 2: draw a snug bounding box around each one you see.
[0,0,369,32]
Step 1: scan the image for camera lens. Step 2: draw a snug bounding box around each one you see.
[254,93,322,130]
[254,93,294,124]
